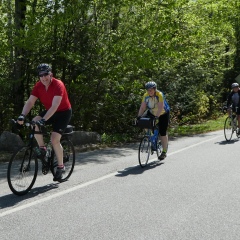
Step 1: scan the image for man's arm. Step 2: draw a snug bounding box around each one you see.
[138,102,147,117]
[21,95,38,116]
[17,95,37,124]
[42,96,62,120]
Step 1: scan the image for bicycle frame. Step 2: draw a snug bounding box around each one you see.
[12,120,57,172]
[144,127,158,145]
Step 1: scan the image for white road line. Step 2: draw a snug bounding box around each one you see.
[167,134,222,156]
[0,134,222,218]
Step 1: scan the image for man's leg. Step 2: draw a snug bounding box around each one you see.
[160,135,168,152]
[158,112,169,160]
[51,131,65,181]
[51,131,63,166]
[237,115,240,128]
[33,116,45,147]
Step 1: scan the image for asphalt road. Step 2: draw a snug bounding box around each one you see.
[0,130,240,240]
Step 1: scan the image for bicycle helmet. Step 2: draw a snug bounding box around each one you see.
[231,82,239,88]
[37,63,52,75]
[145,81,157,90]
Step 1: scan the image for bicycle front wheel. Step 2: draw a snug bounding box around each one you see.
[7,146,38,196]
[138,136,151,168]
[51,139,75,182]
[224,116,233,141]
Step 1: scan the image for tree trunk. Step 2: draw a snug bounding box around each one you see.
[13,0,27,112]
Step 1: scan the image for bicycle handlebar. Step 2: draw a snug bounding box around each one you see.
[10,119,47,134]
[134,116,158,130]
[221,106,239,113]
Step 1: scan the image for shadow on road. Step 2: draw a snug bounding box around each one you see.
[215,138,239,145]
[0,183,60,210]
[0,144,140,209]
[0,144,139,182]
[115,161,164,177]
[76,144,139,165]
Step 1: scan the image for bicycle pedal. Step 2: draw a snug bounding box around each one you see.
[42,166,49,175]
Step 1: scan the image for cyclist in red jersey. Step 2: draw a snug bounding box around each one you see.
[17,63,72,181]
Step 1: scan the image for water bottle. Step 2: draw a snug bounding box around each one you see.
[34,146,47,163]
[34,147,42,157]
[46,144,52,160]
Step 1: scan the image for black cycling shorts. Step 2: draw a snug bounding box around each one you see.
[144,110,170,136]
[39,109,72,134]
[157,111,169,136]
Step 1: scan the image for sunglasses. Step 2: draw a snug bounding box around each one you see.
[39,73,49,77]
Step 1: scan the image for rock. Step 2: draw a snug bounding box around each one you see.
[0,130,101,152]
[0,131,24,152]
[71,131,101,145]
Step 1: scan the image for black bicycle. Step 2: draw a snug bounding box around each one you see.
[7,120,75,196]
[223,106,240,141]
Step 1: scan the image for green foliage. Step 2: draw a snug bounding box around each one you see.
[0,0,239,136]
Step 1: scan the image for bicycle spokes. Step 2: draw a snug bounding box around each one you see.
[138,136,150,167]
[7,146,38,196]
[224,116,233,141]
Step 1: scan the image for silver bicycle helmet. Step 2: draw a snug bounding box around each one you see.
[231,82,239,88]
[145,81,157,90]
[37,63,52,75]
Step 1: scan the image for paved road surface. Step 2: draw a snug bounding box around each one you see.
[0,130,240,240]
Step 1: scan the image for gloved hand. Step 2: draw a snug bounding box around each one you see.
[36,118,46,126]
[17,114,25,124]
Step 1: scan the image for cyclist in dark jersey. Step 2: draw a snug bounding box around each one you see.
[17,63,72,181]
[227,82,240,134]
[137,81,170,160]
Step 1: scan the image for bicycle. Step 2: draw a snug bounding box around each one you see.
[135,117,162,168]
[7,120,75,196]
[223,106,240,141]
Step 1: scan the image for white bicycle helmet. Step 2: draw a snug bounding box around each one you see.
[231,82,239,88]
[145,81,157,90]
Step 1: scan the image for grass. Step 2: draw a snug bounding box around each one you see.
[101,115,227,144]
[169,115,226,137]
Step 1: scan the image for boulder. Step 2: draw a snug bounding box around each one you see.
[0,130,101,152]
[0,131,24,152]
[71,131,101,145]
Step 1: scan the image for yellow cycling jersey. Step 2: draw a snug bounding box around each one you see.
[142,90,166,116]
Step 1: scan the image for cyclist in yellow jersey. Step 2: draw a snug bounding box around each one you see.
[137,81,170,160]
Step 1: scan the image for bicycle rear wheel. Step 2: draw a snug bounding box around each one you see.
[224,116,233,141]
[7,146,38,196]
[51,139,75,182]
[138,136,151,168]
